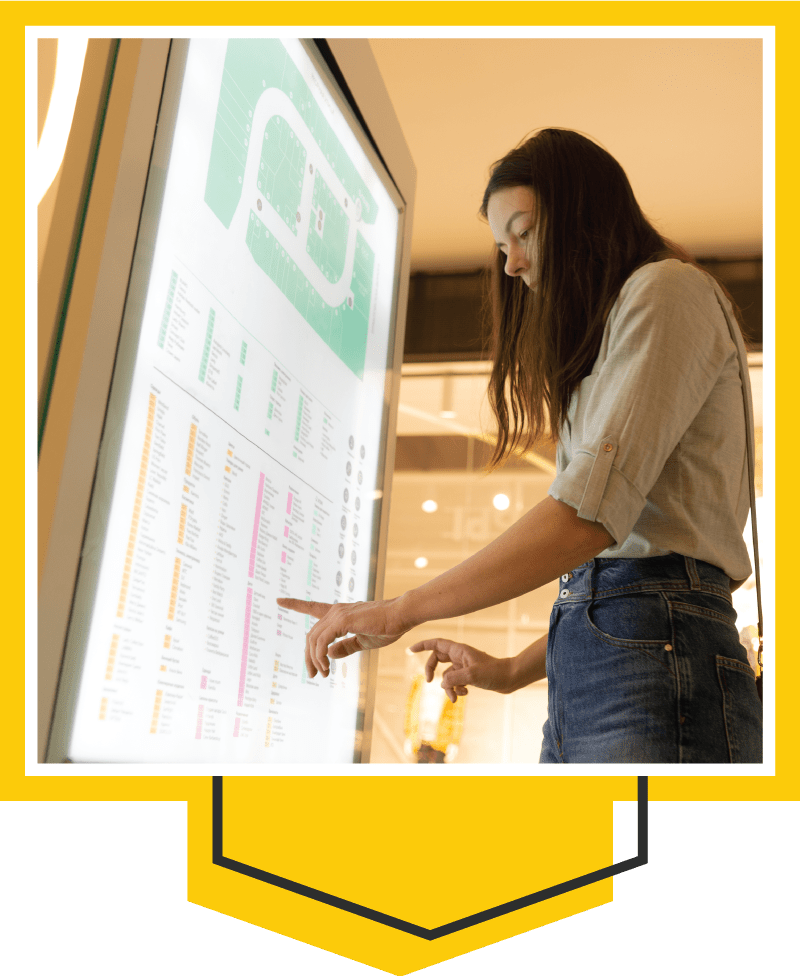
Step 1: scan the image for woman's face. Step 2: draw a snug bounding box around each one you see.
[486,185,536,288]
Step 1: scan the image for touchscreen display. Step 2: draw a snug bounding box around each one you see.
[63,39,402,762]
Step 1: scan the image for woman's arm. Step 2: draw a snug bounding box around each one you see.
[395,496,613,628]
[506,632,549,690]
[410,632,549,702]
[280,496,613,677]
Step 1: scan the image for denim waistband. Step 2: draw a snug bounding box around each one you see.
[554,554,733,604]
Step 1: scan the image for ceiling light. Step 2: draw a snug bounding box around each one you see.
[492,493,510,511]
[421,499,438,513]
[414,556,429,569]
[439,410,457,419]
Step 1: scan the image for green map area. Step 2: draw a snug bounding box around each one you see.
[246,211,374,380]
[204,39,379,379]
[205,39,377,230]
[258,116,306,236]
[308,171,349,283]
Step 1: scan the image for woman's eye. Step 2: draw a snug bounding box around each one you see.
[519,230,528,240]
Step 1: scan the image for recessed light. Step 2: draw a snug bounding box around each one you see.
[414,556,429,569]
[421,499,438,513]
[493,493,510,511]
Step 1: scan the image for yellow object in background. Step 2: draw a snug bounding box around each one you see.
[404,673,465,762]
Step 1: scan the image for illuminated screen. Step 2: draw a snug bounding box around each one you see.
[56,39,403,761]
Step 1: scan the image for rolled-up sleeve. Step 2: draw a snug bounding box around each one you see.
[548,261,736,545]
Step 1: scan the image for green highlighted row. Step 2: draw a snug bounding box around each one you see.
[157,270,178,349]
[199,308,216,382]
[295,395,304,442]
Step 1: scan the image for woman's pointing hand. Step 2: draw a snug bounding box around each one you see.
[276,596,409,679]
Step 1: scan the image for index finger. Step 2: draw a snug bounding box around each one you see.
[409,639,459,680]
[276,598,333,620]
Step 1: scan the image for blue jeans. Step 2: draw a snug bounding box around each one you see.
[539,554,762,763]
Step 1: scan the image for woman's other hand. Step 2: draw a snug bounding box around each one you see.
[409,638,514,703]
[276,596,409,679]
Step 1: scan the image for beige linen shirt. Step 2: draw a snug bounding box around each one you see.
[548,258,753,583]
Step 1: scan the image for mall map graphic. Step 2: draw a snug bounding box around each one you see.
[204,39,377,379]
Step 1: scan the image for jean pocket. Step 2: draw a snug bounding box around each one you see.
[715,655,763,763]
[584,593,674,670]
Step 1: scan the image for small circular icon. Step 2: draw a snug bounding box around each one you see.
[353,524,359,538]
[346,461,352,476]
[338,543,344,558]
[341,515,347,531]
[257,199,262,211]
[355,497,361,511]
[296,211,301,223]
[336,571,342,586]
[343,488,349,503]
[360,445,365,459]
[309,163,314,174]
[357,471,363,485]
[349,435,355,450]
[350,551,357,565]
[348,578,355,592]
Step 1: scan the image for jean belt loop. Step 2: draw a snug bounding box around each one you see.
[684,555,701,590]
[588,557,597,599]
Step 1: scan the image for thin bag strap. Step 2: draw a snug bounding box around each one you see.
[714,287,763,674]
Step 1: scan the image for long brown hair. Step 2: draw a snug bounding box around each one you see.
[480,128,746,469]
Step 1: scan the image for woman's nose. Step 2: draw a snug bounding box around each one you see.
[504,244,529,278]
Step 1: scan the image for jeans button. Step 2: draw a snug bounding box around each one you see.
[560,574,570,582]
[560,588,570,598]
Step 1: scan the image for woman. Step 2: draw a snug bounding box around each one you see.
[278,128,762,764]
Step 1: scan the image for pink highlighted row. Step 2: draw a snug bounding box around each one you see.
[237,587,253,706]
[248,473,265,578]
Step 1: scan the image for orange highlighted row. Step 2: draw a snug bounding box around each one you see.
[117,393,157,619]
[177,503,188,545]
[150,688,164,733]
[104,634,119,681]
[164,634,171,648]
[99,696,109,720]
[185,423,198,476]
[167,557,182,621]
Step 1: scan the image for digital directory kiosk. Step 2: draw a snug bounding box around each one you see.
[39,38,415,763]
